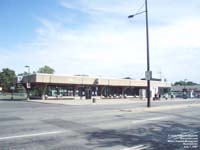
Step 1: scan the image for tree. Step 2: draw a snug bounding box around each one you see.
[174,81,185,86]
[0,68,16,92]
[186,81,198,85]
[174,80,198,86]
[37,65,55,74]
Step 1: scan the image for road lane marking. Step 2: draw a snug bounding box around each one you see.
[132,116,171,124]
[119,103,200,114]
[0,130,66,141]
[94,116,172,129]
[121,144,150,150]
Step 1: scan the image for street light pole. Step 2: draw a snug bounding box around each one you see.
[128,0,151,107]
[24,65,30,100]
[24,65,30,74]
[145,0,151,107]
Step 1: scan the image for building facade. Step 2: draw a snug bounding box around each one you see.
[17,74,171,100]
[171,85,200,98]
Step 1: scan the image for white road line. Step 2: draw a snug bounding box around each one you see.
[0,130,66,141]
[132,116,171,124]
[121,144,150,150]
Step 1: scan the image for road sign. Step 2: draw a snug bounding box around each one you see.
[145,71,152,80]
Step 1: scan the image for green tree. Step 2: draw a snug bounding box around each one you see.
[174,80,198,86]
[186,81,198,85]
[37,65,55,74]
[0,68,16,92]
[174,81,185,86]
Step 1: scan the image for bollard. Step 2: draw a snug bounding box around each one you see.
[92,98,96,103]
[11,92,14,100]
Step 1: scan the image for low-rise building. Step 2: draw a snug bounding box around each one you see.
[171,85,200,98]
[17,73,171,100]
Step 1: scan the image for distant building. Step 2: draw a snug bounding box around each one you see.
[171,85,200,98]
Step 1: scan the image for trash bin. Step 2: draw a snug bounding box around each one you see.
[92,98,96,103]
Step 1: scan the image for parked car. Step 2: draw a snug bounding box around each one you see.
[182,94,188,99]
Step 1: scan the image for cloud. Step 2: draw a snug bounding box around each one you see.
[0,0,200,82]
[27,17,147,75]
[152,18,200,48]
[60,0,142,15]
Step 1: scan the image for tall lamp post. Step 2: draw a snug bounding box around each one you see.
[24,65,30,74]
[184,79,187,89]
[183,79,187,98]
[24,65,30,100]
[128,0,151,107]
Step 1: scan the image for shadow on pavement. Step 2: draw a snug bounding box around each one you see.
[84,121,200,150]
[150,111,200,123]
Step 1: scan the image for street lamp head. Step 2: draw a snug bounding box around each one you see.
[128,15,134,18]
[128,11,146,19]
[24,65,30,74]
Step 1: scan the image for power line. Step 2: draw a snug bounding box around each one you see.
[135,2,145,14]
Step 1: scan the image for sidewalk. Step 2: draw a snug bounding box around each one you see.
[28,98,145,105]
[119,102,200,114]
[28,98,199,106]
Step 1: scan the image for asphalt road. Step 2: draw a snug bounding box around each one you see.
[0,99,200,150]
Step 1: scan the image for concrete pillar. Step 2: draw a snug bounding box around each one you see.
[22,83,30,100]
[122,87,129,98]
[41,84,48,100]
[100,86,106,98]
[139,89,146,100]
[73,86,76,97]
[73,86,80,99]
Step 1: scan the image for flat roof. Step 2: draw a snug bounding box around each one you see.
[172,85,200,91]
[19,73,171,88]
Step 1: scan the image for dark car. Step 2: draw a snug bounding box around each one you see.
[182,94,188,99]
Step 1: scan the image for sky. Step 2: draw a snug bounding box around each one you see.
[0,0,200,83]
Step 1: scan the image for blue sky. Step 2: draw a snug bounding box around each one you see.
[0,0,200,83]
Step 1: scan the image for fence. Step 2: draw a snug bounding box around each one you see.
[0,92,27,100]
